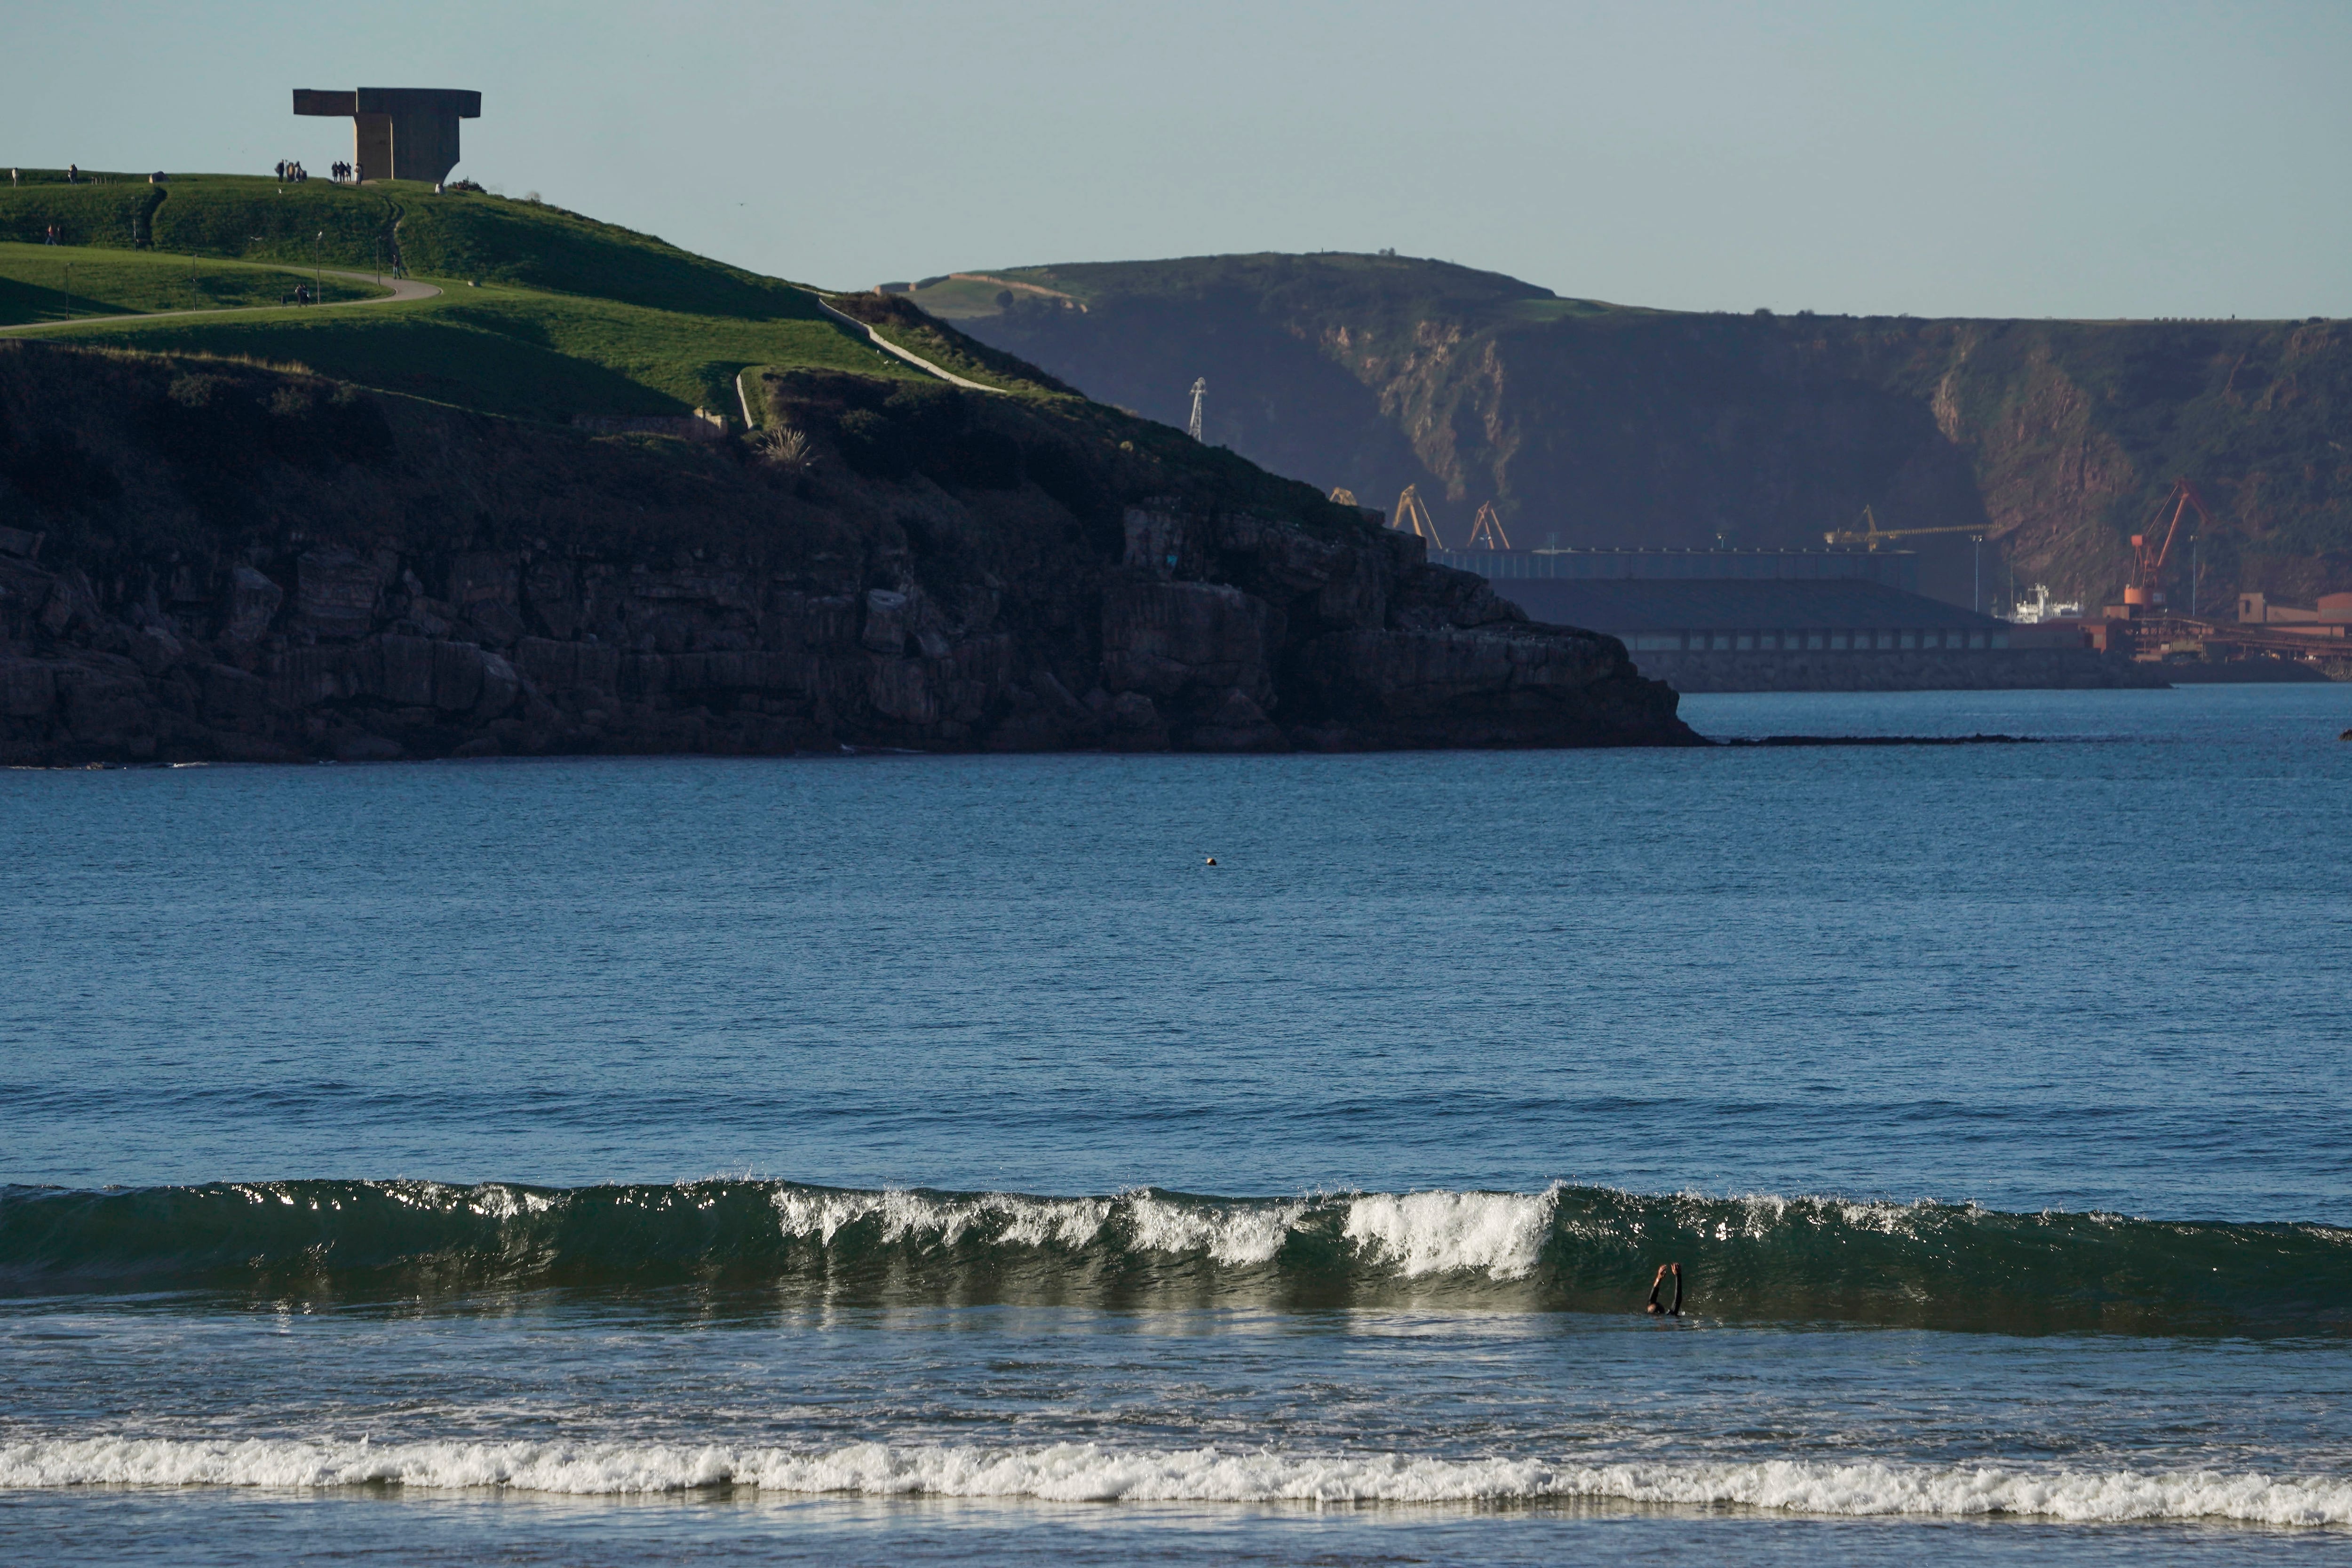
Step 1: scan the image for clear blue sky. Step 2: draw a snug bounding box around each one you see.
[6,0,2345,318]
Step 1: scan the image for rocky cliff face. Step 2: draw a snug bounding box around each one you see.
[946,254,2352,611]
[0,342,1693,765]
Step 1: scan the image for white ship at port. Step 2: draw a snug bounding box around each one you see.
[2010,584,2082,624]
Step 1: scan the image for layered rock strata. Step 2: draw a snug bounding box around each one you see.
[0,345,1693,764]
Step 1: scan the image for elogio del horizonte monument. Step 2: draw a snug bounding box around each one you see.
[292,87,480,184]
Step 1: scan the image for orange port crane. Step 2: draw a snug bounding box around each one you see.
[2123,478,2213,611]
[1463,502,1513,550]
[1392,484,1443,549]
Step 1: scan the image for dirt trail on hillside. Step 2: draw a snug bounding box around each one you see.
[0,269,440,336]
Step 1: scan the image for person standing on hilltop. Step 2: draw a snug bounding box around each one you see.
[66,163,79,184]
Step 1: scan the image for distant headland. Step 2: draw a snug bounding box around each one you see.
[0,172,1694,764]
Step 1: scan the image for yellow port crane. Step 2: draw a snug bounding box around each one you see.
[1822,506,1984,552]
[1328,487,1360,506]
[1392,484,1444,549]
[1463,501,1512,550]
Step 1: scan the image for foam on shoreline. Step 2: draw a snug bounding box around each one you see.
[4,1435,2347,1526]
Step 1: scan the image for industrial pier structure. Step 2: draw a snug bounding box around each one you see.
[2055,484,2348,675]
[1435,545,1918,591]
[1406,480,2339,687]
[1428,546,2156,692]
[2085,593,2352,667]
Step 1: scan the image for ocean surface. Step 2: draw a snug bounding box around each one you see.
[4,682,2350,1565]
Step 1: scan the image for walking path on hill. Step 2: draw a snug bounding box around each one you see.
[0,269,442,337]
[814,297,1001,393]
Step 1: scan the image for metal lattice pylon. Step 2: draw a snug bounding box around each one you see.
[1463,502,1512,550]
[1186,378,1206,442]
[1392,484,1443,550]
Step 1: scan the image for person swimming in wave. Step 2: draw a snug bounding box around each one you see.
[1645,1261,1682,1317]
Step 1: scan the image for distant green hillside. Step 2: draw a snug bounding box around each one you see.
[911,253,1611,326]
[0,171,969,421]
[939,252,2352,610]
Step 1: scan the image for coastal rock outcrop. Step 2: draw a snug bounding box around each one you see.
[0,342,1693,764]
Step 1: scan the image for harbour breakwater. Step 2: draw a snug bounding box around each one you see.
[1630,646,2169,692]
[0,343,1692,763]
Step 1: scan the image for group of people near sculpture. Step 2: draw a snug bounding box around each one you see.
[274,159,361,183]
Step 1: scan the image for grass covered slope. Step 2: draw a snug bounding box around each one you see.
[24,280,927,422]
[941,251,2352,609]
[823,292,1080,399]
[0,244,381,324]
[0,171,823,314]
[0,172,933,421]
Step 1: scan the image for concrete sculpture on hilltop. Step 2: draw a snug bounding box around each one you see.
[293,87,480,185]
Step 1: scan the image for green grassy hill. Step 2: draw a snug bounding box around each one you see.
[0,168,821,312]
[0,171,1060,422]
[0,242,381,323]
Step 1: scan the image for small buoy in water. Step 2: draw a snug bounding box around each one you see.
[1204,856,1217,866]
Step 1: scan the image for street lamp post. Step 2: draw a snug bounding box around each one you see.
[313,230,323,306]
[1971,535,1984,614]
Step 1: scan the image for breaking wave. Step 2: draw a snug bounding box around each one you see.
[4,1434,2349,1525]
[3,1179,2348,1334]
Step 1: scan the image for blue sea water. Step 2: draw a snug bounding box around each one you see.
[4,683,2351,1564]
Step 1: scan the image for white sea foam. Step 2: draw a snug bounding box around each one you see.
[770,1188,1112,1250]
[767,1187,1298,1266]
[5,1436,2349,1526]
[1126,1195,1303,1265]
[763,1186,1559,1277]
[1342,1187,1558,1279]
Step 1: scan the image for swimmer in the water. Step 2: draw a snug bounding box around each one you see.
[1204,856,1216,866]
[1645,1261,1682,1317]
